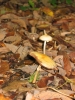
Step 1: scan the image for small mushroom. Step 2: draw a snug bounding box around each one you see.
[39,30,52,54]
[29,51,57,83]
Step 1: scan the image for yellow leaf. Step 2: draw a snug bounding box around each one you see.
[41,7,54,17]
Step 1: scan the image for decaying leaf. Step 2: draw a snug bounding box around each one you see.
[63,53,72,76]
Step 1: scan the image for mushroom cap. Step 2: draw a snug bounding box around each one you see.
[39,34,52,42]
[29,51,56,69]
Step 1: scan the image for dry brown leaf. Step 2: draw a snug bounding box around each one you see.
[70,83,75,92]
[11,19,27,29]
[37,76,54,88]
[3,80,30,92]
[0,29,7,41]
[3,33,21,45]
[6,29,15,37]
[55,8,71,17]
[63,53,72,76]
[38,90,72,100]
[33,10,41,20]
[54,19,68,25]
[61,23,69,31]
[0,94,11,100]
[0,13,27,29]
[0,60,9,74]
[69,21,75,30]
[68,51,75,63]
[0,47,10,53]
[4,43,31,59]
[59,89,75,96]
[60,32,71,37]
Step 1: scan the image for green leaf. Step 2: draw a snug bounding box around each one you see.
[48,0,57,6]
[20,5,30,11]
[28,0,35,8]
[66,0,72,5]
[28,72,39,83]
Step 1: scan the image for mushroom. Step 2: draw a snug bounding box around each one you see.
[29,51,57,83]
[39,30,52,54]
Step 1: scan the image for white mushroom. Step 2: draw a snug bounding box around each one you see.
[39,30,52,54]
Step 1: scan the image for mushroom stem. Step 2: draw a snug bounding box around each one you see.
[43,41,46,54]
[33,65,41,83]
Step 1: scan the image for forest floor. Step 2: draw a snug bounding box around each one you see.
[0,1,75,100]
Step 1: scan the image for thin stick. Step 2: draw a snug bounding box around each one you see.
[47,86,74,99]
[33,65,41,83]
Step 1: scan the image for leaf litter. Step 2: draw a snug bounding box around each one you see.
[0,1,75,100]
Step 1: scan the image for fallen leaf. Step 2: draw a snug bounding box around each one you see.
[38,90,72,100]
[3,33,21,45]
[61,22,69,31]
[55,8,71,17]
[60,32,71,37]
[68,51,75,63]
[0,47,9,53]
[33,10,41,20]
[63,53,72,76]
[0,29,7,41]
[0,13,27,29]
[41,7,54,17]
[0,60,9,74]
[37,76,54,88]
[0,94,11,100]
[3,80,30,92]
[4,43,30,59]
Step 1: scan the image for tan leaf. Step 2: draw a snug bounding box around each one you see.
[0,60,9,74]
[0,47,10,53]
[3,33,21,45]
[0,29,7,41]
[63,53,72,76]
[4,43,30,59]
[0,13,27,29]
[11,19,27,29]
[39,90,72,100]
